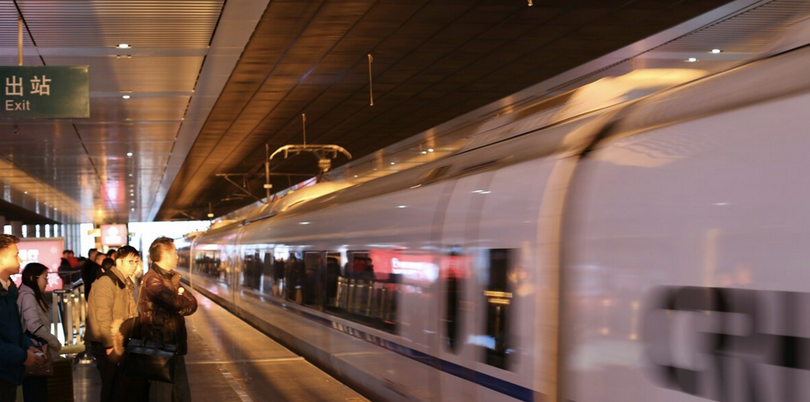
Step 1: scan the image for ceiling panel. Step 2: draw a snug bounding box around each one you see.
[1,0,807,225]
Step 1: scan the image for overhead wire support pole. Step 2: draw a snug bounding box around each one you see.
[17,15,23,66]
[368,54,374,106]
[265,144,271,202]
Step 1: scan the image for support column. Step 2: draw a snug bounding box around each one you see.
[25,224,36,238]
[0,216,5,234]
[10,221,22,237]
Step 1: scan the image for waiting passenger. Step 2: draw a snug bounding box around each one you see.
[100,257,114,274]
[82,248,102,300]
[18,263,62,402]
[0,235,46,402]
[86,246,148,402]
[140,237,197,402]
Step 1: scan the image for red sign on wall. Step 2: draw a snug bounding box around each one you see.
[12,238,64,291]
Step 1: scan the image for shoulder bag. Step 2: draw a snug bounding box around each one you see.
[124,327,177,383]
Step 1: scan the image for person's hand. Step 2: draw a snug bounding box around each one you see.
[23,347,45,367]
[106,347,113,355]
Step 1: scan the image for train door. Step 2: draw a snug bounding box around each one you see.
[437,171,494,402]
[474,157,562,402]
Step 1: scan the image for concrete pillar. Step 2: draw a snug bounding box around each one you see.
[24,224,36,238]
[10,221,22,237]
[0,216,5,233]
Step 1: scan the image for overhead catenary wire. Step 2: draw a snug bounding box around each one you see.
[368,54,374,106]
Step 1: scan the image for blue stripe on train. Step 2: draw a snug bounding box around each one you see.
[187,278,540,402]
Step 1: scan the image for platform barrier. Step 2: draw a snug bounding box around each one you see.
[52,278,87,354]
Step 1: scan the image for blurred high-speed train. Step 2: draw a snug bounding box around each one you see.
[182,24,810,402]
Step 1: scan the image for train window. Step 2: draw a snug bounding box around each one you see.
[194,248,225,283]
[325,253,341,308]
[242,251,263,291]
[443,246,464,353]
[325,250,398,333]
[271,251,286,297]
[482,248,515,370]
[261,252,274,295]
[303,252,324,310]
[284,251,303,303]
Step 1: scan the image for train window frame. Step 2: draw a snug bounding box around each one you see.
[303,251,325,310]
[443,245,464,354]
[481,248,515,370]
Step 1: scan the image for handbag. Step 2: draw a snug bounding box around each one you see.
[25,344,53,377]
[124,328,177,383]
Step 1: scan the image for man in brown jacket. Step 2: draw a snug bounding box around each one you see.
[86,245,147,402]
[140,237,197,402]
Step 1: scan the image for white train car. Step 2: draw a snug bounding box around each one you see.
[186,22,810,402]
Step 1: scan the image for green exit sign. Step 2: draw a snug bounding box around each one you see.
[0,66,89,119]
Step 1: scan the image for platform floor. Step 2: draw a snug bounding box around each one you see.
[71,291,370,402]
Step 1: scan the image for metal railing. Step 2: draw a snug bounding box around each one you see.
[51,278,87,355]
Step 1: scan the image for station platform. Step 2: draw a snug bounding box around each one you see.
[70,290,369,402]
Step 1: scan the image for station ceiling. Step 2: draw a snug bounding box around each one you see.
[0,0,803,224]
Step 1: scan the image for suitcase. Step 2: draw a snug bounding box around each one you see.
[46,358,74,402]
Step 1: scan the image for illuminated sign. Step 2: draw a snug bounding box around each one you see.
[369,250,438,284]
[100,224,128,246]
[12,238,64,291]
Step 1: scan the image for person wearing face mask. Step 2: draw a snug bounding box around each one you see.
[86,245,148,402]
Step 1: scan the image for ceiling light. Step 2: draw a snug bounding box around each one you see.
[390,162,396,165]
[207,213,214,218]
[711,49,722,54]
[428,148,434,152]
[686,57,698,62]
[398,205,406,209]
[122,95,131,100]
[129,174,133,177]
[23,191,27,195]
[117,44,131,49]
[126,152,133,157]
[299,222,311,225]
[131,208,135,211]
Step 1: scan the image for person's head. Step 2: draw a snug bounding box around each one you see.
[21,262,50,311]
[107,249,116,258]
[94,252,106,265]
[101,258,115,272]
[114,246,141,278]
[88,248,98,261]
[62,249,70,258]
[0,235,22,281]
[149,237,178,270]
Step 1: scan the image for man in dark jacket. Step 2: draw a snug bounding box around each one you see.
[0,235,45,402]
[140,237,197,402]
